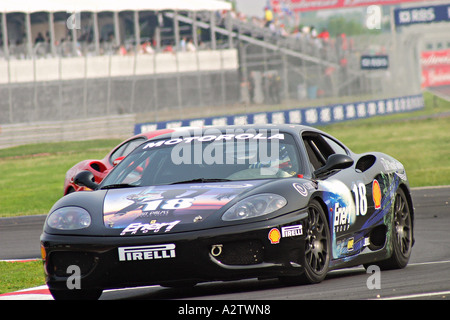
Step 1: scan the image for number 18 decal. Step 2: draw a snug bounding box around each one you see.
[352,182,367,216]
[143,198,193,211]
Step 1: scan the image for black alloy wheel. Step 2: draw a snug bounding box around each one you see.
[280,200,331,285]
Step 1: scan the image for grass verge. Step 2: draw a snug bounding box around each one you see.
[0,260,44,295]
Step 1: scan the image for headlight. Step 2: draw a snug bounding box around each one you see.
[47,207,91,230]
[222,193,287,221]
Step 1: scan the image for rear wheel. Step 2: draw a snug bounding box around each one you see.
[280,200,330,285]
[367,187,413,270]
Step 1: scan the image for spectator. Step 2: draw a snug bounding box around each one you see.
[318,28,330,42]
[180,37,187,51]
[164,44,174,53]
[273,74,281,104]
[35,32,45,44]
[248,71,255,104]
[264,7,273,27]
[141,41,154,54]
[187,39,196,52]
[119,44,127,56]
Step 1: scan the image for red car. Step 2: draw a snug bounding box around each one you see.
[63,129,174,195]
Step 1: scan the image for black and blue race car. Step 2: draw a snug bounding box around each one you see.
[40,124,414,300]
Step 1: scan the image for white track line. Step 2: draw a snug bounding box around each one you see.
[374,291,450,300]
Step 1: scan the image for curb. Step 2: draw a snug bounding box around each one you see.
[0,285,52,300]
[0,259,40,262]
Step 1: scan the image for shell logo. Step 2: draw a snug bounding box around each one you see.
[372,179,382,209]
[268,228,281,244]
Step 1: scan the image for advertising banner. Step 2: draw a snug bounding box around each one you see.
[285,0,426,13]
[360,55,389,70]
[394,3,450,26]
[134,94,424,134]
[421,49,450,88]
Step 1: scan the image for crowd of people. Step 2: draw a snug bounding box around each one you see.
[1,5,354,62]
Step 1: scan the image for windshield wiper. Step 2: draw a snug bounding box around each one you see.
[101,183,137,190]
[170,178,231,185]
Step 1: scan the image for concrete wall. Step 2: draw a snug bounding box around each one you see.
[0,49,239,84]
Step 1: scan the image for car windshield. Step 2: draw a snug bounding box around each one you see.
[100,129,302,188]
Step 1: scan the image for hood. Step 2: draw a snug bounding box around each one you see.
[103,180,268,235]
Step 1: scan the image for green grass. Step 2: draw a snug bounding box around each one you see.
[0,260,45,295]
[318,113,450,187]
[0,140,121,217]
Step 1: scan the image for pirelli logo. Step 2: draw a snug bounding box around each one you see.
[281,225,303,237]
[118,244,176,261]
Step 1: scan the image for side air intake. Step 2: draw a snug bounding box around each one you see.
[355,155,376,173]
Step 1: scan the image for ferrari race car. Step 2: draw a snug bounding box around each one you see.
[41,125,414,300]
[63,129,174,195]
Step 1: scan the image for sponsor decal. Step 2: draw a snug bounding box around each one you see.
[347,238,354,251]
[269,225,303,244]
[103,182,263,229]
[118,244,176,261]
[380,157,404,172]
[292,182,315,196]
[281,225,303,237]
[142,133,285,150]
[372,179,382,209]
[334,202,352,233]
[293,183,308,196]
[120,220,180,235]
[363,237,370,247]
[268,228,281,244]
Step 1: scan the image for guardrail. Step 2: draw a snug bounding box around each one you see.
[134,94,425,134]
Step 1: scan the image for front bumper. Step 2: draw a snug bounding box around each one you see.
[40,211,308,291]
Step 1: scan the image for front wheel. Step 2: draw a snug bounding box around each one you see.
[280,200,331,285]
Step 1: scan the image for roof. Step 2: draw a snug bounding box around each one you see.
[0,0,232,13]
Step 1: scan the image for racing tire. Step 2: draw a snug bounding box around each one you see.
[49,288,103,300]
[366,187,413,270]
[280,200,331,285]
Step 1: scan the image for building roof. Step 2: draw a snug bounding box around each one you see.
[1,0,231,13]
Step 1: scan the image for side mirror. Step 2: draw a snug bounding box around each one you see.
[313,154,354,178]
[74,171,99,190]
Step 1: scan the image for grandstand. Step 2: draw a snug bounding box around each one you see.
[0,0,448,147]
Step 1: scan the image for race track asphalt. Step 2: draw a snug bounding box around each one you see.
[1,186,449,300]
